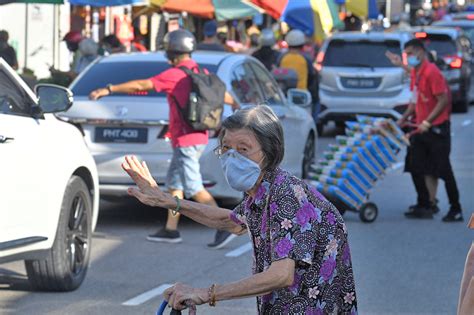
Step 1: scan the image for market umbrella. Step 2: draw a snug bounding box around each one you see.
[338,0,379,19]
[249,0,342,42]
[149,0,259,21]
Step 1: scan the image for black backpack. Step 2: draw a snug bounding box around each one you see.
[172,66,226,131]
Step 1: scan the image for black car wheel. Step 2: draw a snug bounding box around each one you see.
[25,176,92,291]
[302,133,315,179]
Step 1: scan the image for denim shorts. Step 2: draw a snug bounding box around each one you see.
[166,145,206,198]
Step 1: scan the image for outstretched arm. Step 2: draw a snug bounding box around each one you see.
[89,79,154,100]
[121,155,245,234]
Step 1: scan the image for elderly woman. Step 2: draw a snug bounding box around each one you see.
[122,105,358,314]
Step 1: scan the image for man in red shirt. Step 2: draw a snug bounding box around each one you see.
[90,29,240,245]
[396,39,463,222]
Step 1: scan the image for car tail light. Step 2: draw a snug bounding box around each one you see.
[415,32,427,39]
[128,91,149,96]
[468,14,474,20]
[315,51,325,72]
[443,55,463,69]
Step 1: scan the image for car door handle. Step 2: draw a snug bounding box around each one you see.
[0,135,14,143]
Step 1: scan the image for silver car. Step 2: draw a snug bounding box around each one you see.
[316,31,413,133]
[60,52,316,204]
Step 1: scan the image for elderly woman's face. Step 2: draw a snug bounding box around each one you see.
[222,129,265,167]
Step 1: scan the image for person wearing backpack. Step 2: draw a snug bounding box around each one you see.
[89,29,240,248]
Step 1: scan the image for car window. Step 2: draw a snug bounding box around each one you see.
[323,39,401,67]
[419,34,457,56]
[71,61,218,97]
[0,71,31,116]
[231,63,264,104]
[248,62,284,106]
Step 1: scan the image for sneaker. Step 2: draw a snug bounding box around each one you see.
[207,230,237,249]
[405,206,433,219]
[147,228,182,243]
[408,199,439,214]
[442,210,464,222]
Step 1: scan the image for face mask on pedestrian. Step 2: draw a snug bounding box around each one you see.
[407,50,422,67]
[220,149,261,192]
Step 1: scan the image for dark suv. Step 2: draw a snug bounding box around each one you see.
[411,27,472,112]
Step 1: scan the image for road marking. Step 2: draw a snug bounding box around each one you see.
[122,283,173,306]
[462,119,472,127]
[225,242,252,257]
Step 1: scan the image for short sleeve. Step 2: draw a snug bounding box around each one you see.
[270,182,321,266]
[148,69,178,93]
[428,67,448,96]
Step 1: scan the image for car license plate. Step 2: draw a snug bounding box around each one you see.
[95,127,148,143]
[341,77,381,89]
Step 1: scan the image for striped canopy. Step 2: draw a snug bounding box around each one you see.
[150,0,258,21]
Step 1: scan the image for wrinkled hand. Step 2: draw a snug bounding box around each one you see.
[385,51,403,67]
[121,156,171,207]
[164,283,208,311]
[89,88,110,100]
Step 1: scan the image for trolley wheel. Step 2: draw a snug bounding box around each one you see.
[359,202,378,223]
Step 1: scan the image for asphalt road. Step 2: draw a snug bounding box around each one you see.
[1,110,473,315]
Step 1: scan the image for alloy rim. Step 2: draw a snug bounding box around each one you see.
[66,194,89,276]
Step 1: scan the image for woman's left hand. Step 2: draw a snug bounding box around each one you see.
[164,283,208,310]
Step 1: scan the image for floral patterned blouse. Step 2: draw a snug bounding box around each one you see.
[230,168,358,315]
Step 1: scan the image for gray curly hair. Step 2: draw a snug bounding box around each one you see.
[219,105,285,171]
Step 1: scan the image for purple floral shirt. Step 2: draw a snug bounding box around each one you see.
[230,168,358,315]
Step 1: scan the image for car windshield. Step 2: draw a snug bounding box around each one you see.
[419,34,457,56]
[323,39,401,68]
[71,61,218,97]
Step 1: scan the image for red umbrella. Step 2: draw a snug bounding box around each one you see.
[246,0,287,19]
[151,0,258,21]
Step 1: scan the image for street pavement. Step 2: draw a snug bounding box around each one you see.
[0,110,473,315]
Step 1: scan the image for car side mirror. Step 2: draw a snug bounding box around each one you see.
[35,83,73,113]
[287,88,312,108]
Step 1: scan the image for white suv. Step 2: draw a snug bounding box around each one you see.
[0,59,99,291]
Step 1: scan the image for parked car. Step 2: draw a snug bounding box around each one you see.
[410,27,472,113]
[60,51,316,204]
[0,58,99,291]
[432,20,474,103]
[316,31,413,134]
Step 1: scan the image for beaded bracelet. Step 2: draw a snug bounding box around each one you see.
[208,283,217,307]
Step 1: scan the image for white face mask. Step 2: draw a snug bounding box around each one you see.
[220,149,261,192]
